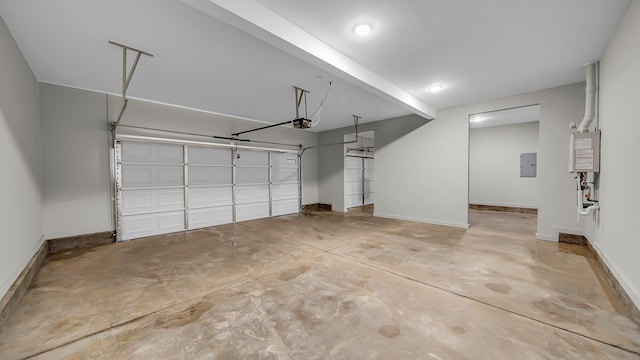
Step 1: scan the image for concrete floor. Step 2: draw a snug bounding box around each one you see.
[0,208,639,359]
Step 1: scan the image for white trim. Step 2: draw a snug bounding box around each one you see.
[586,237,640,313]
[374,212,470,229]
[0,235,46,299]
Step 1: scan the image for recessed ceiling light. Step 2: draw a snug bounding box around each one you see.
[428,84,444,93]
[354,23,372,36]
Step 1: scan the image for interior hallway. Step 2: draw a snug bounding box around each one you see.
[0,209,638,359]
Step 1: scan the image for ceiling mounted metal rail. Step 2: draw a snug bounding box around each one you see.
[109,41,154,134]
[231,86,313,137]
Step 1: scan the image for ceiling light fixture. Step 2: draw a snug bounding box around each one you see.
[428,84,444,93]
[354,23,372,36]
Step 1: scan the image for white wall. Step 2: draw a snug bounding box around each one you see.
[379,83,585,235]
[585,0,640,311]
[470,121,539,208]
[0,15,42,298]
[39,83,320,238]
[40,84,112,238]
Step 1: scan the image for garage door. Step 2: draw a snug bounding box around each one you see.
[345,155,374,208]
[116,139,300,241]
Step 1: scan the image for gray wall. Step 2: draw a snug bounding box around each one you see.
[470,122,539,208]
[585,0,640,311]
[0,15,42,297]
[317,114,429,211]
[40,83,320,238]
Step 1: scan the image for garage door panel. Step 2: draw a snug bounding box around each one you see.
[236,202,270,222]
[272,199,298,216]
[272,167,298,183]
[272,183,298,200]
[346,157,362,168]
[188,206,233,229]
[122,189,184,215]
[364,193,374,205]
[236,151,268,166]
[346,194,363,208]
[364,158,374,170]
[364,169,374,181]
[189,186,232,208]
[364,180,374,194]
[236,167,268,184]
[122,142,183,163]
[236,184,269,203]
[346,181,363,195]
[189,166,232,186]
[121,210,185,241]
[122,164,184,188]
[189,146,231,165]
[346,168,363,181]
[272,153,298,167]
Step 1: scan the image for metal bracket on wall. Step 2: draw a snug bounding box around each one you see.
[109,41,154,142]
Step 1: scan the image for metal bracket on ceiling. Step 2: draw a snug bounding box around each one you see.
[293,86,310,119]
[109,41,154,135]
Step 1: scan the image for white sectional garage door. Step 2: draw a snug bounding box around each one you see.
[116,139,300,241]
[345,155,374,208]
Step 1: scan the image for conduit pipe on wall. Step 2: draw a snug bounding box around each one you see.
[578,62,598,133]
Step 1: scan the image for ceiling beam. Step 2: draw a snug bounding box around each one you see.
[181,0,436,120]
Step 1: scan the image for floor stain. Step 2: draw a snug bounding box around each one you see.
[451,326,466,335]
[485,283,512,294]
[341,301,357,311]
[379,325,400,338]
[156,302,214,329]
[279,265,311,281]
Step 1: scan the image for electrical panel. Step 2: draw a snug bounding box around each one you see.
[520,153,537,177]
[569,131,601,172]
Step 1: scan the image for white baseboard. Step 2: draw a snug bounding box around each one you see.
[374,212,470,229]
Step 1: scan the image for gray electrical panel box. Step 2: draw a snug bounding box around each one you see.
[569,131,601,172]
[520,153,537,177]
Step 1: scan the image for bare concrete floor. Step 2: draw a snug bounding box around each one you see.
[0,208,639,359]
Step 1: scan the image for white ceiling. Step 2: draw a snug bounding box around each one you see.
[0,0,631,133]
[469,105,540,129]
